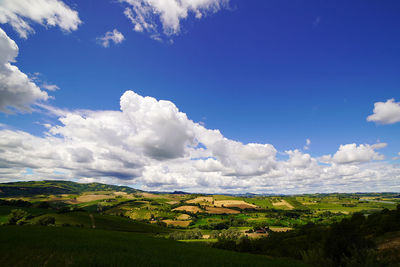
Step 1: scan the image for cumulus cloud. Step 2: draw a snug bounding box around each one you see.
[0,0,81,38]
[304,138,311,150]
[97,29,125,48]
[328,143,386,164]
[0,90,399,193]
[0,0,81,113]
[0,28,48,112]
[367,98,400,125]
[120,0,229,39]
[285,150,314,168]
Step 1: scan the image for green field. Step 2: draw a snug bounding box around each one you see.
[0,226,307,267]
[0,181,399,266]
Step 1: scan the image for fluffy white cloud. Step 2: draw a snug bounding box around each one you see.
[193,125,277,176]
[193,158,224,172]
[97,29,125,48]
[0,0,81,38]
[0,0,81,112]
[367,98,400,125]
[304,138,311,150]
[329,143,386,164]
[285,150,314,168]
[120,0,229,39]
[0,91,399,193]
[0,28,48,112]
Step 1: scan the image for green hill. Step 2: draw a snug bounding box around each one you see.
[0,226,307,267]
[0,180,140,197]
[31,211,169,233]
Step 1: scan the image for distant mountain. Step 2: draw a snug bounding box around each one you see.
[171,191,190,195]
[0,180,140,197]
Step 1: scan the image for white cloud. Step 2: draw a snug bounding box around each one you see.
[0,28,48,112]
[367,98,400,125]
[0,1,81,113]
[0,0,81,38]
[371,142,388,150]
[193,158,224,172]
[304,138,311,150]
[42,83,59,91]
[97,29,125,48]
[330,143,386,164]
[0,91,399,193]
[285,150,314,168]
[120,0,229,39]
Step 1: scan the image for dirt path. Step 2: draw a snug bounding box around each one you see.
[89,214,96,229]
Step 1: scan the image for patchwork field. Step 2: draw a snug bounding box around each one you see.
[272,199,294,210]
[173,206,203,213]
[270,227,293,232]
[177,214,191,220]
[246,232,269,238]
[163,220,191,227]
[0,181,399,266]
[76,194,115,202]
[205,207,240,214]
[187,197,213,204]
[213,200,257,209]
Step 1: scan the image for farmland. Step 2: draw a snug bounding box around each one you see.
[1,181,399,233]
[0,226,305,267]
[0,180,399,266]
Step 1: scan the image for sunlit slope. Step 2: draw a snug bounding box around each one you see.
[0,180,140,197]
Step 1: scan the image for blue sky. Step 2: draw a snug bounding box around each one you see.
[0,0,399,193]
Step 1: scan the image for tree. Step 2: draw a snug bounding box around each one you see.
[37,216,56,226]
[8,209,30,225]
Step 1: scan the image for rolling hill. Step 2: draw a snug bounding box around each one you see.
[0,180,140,197]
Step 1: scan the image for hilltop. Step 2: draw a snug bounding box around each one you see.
[0,180,140,197]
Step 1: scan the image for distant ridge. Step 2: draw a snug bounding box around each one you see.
[1,180,399,197]
[0,180,140,197]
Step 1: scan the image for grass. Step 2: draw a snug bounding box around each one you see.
[245,198,273,209]
[0,206,49,224]
[31,211,168,233]
[0,226,308,267]
[285,197,309,210]
[212,195,242,201]
[179,239,218,243]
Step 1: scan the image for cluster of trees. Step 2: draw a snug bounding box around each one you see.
[212,205,400,266]
[168,229,203,240]
[0,199,32,207]
[7,209,32,225]
[194,215,252,230]
[193,208,345,230]
[36,216,56,226]
[210,229,253,251]
[6,209,56,226]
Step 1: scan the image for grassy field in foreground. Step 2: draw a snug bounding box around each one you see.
[31,211,169,233]
[0,226,308,267]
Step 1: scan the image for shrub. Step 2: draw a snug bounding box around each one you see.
[168,229,203,240]
[7,209,30,225]
[37,216,56,226]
